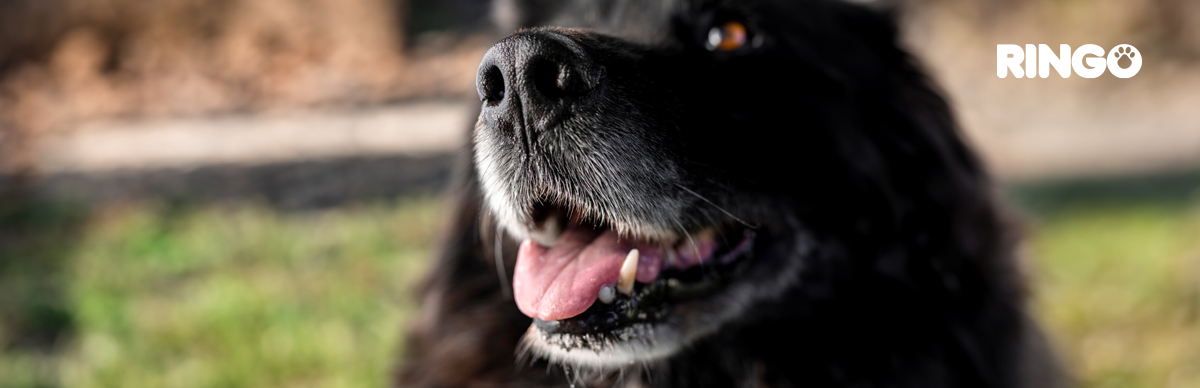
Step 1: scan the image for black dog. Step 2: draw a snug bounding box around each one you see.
[399,0,1062,387]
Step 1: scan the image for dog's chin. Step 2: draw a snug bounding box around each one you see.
[512,218,813,372]
[520,322,685,369]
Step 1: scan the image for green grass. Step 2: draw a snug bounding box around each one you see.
[1,189,1198,387]
[1026,202,1200,388]
[1,197,445,388]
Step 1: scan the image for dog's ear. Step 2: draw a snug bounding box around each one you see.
[492,0,565,31]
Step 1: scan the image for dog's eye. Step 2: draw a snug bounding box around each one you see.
[705,20,748,52]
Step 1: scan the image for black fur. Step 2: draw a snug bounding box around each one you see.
[398,0,1062,387]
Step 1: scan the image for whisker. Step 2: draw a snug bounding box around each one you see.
[672,219,701,273]
[696,208,732,246]
[639,360,652,387]
[674,183,758,229]
[494,219,512,300]
[515,334,534,371]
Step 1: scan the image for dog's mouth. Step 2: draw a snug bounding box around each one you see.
[513,202,757,350]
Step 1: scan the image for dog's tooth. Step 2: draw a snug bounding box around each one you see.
[665,248,678,267]
[617,249,639,295]
[530,214,564,247]
[598,285,616,304]
[694,228,717,243]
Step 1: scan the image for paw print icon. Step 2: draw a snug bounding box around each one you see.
[1107,44,1142,78]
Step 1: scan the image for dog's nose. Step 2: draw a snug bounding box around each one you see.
[477,29,604,133]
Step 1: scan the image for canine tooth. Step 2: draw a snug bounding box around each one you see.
[598,285,616,304]
[617,249,639,295]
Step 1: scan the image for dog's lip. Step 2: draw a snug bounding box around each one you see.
[513,225,664,321]
[513,218,726,321]
[521,225,757,337]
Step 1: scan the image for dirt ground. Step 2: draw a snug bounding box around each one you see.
[0,0,489,175]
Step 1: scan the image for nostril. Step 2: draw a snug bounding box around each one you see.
[529,57,566,100]
[481,65,505,106]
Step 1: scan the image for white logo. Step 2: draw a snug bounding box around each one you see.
[1106,45,1141,78]
[997,44,1141,78]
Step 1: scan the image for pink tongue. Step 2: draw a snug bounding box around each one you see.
[513,224,663,321]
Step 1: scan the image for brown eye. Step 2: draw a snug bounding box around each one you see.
[706,21,748,51]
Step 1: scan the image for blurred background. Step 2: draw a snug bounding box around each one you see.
[0,0,1197,387]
